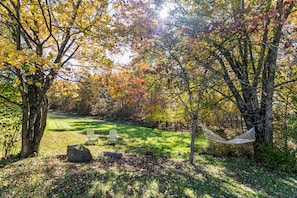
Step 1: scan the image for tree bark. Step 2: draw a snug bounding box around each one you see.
[189,71,206,164]
[189,115,198,164]
[20,87,48,158]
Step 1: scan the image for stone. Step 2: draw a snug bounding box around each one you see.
[144,151,154,157]
[67,144,93,162]
[103,151,122,159]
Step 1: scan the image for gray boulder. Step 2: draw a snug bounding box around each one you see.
[103,151,122,159]
[67,144,93,162]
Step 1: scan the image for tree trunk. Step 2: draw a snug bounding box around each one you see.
[189,84,205,164]
[189,115,198,164]
[20,87,48,158]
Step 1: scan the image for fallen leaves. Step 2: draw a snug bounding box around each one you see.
[1,154,296,197]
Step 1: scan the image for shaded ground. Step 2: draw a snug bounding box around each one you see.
[1,153,296,198]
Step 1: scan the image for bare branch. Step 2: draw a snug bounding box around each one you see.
[275,78,297,88]
[60,45,80,67]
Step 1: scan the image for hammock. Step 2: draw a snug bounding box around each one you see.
[202,125,256,144]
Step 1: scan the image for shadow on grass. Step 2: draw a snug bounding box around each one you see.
[0,156,241,197]
[1,154,296,197]
[216,157,297,196]
[67,119,191,159]
[0,154,21,169]
[47,112,83,120]
[50,129,77,132]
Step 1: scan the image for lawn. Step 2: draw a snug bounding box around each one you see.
[1,112,296,197]
[42,112,207,159]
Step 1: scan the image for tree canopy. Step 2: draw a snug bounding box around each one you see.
[0,0,115,157]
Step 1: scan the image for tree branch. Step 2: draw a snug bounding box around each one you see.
[0,1,38,46]
[275,78,297,88]
[0,94,22,107]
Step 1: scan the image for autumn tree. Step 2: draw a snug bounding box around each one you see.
[199,0,296,153]
[157,0,297,156]
[131,0,297,160]
[274,47,297,149]
[74,71,113,117]
[47,79,80,112]
[123,1,211,163]
[0,0,113,157]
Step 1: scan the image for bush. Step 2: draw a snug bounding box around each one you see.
[0,106,21,159]
[206,142,254,158]
[274,114,297,151]
[255,144,297,173]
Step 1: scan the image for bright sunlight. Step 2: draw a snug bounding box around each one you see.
[159,7,169,20]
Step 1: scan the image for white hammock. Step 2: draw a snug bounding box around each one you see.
[202,125,255,144]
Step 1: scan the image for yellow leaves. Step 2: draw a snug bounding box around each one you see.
[47,53,55,60]
[49,79,79,100]
[0,0,114,87]
[1,48,51,71]
[112,2,121,10]
[102,58,113,68]
[109,86,116,98]
[0,58,4,68]
[28,66,36,73]
[53,63,61,73]
[2,50,24,69]
[48,75,54,80]
[35,82,42,88]
[26,80,43,88]
[14,61,23,69]
[14,78,21,86]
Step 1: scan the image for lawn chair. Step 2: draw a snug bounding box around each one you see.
[86,128,97,145]
[107,129,118,144]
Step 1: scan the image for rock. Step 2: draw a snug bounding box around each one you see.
[67,144,93,162]
[103,151,122,159]
[144,151,154,157]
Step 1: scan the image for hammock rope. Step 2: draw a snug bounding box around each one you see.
[201,125,256,144]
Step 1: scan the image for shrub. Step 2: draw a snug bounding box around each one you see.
[255,144,297,173]
[206,142,254,158]
[0,106,21,159]
[274,114,297,151]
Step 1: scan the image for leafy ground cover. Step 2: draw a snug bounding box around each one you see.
[1,112,296,197]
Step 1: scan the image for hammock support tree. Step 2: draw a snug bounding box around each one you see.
[202,126,256,144]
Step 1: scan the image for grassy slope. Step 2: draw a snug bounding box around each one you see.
[1,112,296,197]
[42,112,207,158]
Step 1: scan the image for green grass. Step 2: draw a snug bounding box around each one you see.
[1,112,296,197]
[42,112,207,159]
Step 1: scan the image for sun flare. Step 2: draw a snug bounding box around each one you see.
[159,7,169,20]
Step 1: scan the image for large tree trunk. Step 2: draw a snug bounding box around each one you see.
[20,86,48,158]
